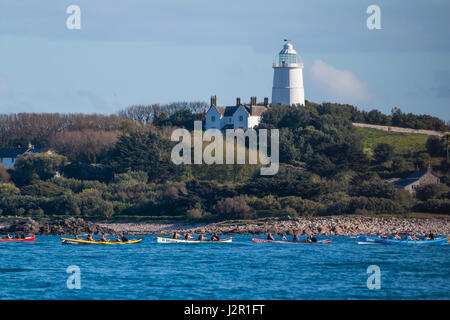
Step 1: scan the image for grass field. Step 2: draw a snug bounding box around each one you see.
[356,127,429,157]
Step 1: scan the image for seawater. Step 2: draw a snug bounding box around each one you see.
[0,236,448,299]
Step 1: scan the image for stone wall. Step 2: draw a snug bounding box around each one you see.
[352,123,449,137]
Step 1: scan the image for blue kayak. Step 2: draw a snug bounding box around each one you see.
[357,235,449,245]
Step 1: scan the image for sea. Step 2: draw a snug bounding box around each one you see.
[0,235,448,300]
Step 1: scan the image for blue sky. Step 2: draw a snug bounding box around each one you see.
[0,0,449,120]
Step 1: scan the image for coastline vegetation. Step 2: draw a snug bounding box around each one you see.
[0,101,449,221]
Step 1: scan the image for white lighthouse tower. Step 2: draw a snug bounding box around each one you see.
[271,40,305,106]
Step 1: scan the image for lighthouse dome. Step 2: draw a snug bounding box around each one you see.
[275,41,300,65]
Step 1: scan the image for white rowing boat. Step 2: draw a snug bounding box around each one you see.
[156,236,232,243]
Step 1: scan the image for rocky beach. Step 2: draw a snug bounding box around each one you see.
[101,216,450,236]
[0,216,449,236]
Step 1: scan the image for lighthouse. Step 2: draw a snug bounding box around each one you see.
[271,40,305,106]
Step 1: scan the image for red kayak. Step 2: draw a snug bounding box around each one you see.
[0,236,36,242]
[252,238,331,244]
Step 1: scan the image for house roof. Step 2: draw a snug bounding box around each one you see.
[393,170,436,188]
[210,104,267,118]
[0,147,44,158]
[244,105,268,116]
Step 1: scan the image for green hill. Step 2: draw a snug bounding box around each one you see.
[356,127,429,157]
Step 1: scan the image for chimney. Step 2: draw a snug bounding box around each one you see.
[264,97,269,107]
[210,95,217,106]
[250,96,257,105]
[236,97,241,105]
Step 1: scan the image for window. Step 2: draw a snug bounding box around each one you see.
[239,116,243,122]
[229,118,231,122]
[211,116,215,122]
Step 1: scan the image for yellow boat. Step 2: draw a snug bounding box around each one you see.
[61,237,143,245]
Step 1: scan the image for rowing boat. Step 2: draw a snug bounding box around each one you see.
[252,238,332,244]
[157,236,232,243]
[357,235,449,245]
[0,236,35,242]
[61,237,143,245]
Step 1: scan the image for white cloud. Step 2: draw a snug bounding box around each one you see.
[310,59,370,105]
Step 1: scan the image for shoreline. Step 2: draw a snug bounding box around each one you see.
[98,215,450,236]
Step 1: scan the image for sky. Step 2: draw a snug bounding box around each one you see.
[0,0,449,120]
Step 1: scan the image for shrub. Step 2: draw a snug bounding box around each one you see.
[216,196,254,219]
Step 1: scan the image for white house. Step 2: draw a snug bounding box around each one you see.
[0,145,47,168]
[205,96,268,131]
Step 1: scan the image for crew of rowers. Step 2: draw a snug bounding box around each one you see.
[267,232,318,242]
[74,234,129,242]
[1,233,28,239]
[172,232,221,241]
[390,232,435,241]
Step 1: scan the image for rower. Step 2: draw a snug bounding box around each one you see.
[100,235,107,242]
[121,234,129,242]
[426,233,434,240]
[267,232,275,241]
[115,235,121,242]
[393,233,402,240]
[292,232,300,242]
[86,234,94,241]
[210,233,220,241]
[173,232,180,239]
[281,234,287,240]
[306,235,317,243]
[20,234,25,239]
[74,234,80,240]
[184,233,192,240]
[197,234,205,241]
[6,234,12,239]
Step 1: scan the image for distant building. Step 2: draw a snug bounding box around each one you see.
[272,40,305,106]
[0,144,47,168]
[204,96,268,131]
[388,168,440,194]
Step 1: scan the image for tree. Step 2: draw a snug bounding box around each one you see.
[373,143,394,163]
[426,136,445,157]
[11,152,67,186]
[0,164,10,182]
[106,130,180,182]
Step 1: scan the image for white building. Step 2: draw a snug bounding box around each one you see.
[205,96,268,131]
[271,40,305,106]
[0,145,46,168]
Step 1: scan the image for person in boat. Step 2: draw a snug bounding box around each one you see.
[15,234,20,239]
[292,232,300,242]
[197,234,205,241]
[100,235,107,242]
[173,232,181,239]
[86,234,94,241]
[267,232,275,241]
[210,233,220,241]
[393,233,402,240]
[121,234,129,242]
[74,234,80,240]
[280,233,287,240]
[408,234,419,241]
[115,235,121,242]
[426,233,434,240]
[306,235,318,243]
[184,233,192,240]
[20,234,25,239]
[6,234,12,239]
